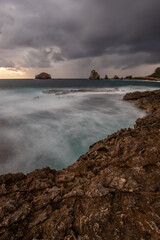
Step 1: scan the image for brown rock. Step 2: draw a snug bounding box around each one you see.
[35,72,51,79]
[113,75,120,79]
[89,70,100,80]
[123,89,160,114]
[125,75,132,79]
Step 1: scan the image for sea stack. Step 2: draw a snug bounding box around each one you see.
[89,70,100,80]
[35,72,52,79]
[105,74,109,79]
[113,75,120,79]
[125,75,132,79]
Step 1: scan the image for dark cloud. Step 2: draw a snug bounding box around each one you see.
[0,0,160,73]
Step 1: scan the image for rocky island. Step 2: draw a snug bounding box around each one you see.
[35,72,52,79]
[89,70,100,80]
[113,75,120,79]
[0,90,160,239]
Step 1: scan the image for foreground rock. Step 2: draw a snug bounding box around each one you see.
[1,90,160,239]
[123,89,160,114]
[35,72,51,79]
[89,70,100,80]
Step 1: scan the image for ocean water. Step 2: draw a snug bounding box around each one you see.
[0,78,159,174]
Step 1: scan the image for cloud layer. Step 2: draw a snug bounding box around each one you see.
[0,0,160,77]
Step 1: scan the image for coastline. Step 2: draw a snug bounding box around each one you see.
[0,89,160,239]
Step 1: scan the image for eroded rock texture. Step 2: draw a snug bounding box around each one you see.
[0,90,160,239]
[123,89,160,114]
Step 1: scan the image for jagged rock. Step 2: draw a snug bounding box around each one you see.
[89,70,100,80]
[123,89,160,114]
[125,75,132,79]
[35,72,51,79]
[104,74,108,79]
[0,90,160,239]
[113,75,120,79]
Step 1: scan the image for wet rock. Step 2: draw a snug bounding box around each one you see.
[123,89,160,114]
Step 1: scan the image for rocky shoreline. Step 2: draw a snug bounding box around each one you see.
[43,88,119,95]
[0,90,160,239]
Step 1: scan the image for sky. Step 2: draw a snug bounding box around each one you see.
[0,0,160,78]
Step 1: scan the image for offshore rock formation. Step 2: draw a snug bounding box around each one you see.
[105,74,108,79]
[0,90,160,239]
[89,70,100,80]
[125,75,132,79]
[113,75,120,79]
[35,72,51,79]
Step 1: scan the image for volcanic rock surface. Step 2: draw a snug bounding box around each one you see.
[0,90,160,239]
[35,72,51,79]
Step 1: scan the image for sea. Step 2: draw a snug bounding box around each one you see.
[0,78,160,175]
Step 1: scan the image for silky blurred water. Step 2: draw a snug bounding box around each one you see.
[0,78,159,174]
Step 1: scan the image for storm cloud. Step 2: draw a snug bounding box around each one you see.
[0,0,160,77]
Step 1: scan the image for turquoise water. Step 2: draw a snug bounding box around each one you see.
[0,79,159,174]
